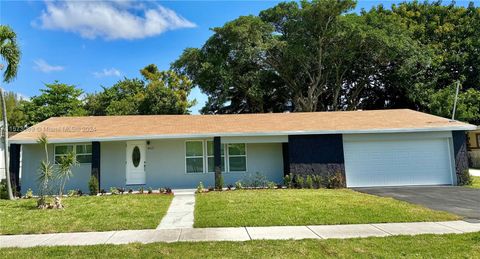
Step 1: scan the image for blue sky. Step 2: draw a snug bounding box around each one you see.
[0,0,473,114]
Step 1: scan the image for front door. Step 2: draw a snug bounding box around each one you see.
[126,141,146,185]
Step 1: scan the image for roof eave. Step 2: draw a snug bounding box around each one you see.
[10,125,476,144]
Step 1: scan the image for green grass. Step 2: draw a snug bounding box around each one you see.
[195,189,459,227]
[1,233,479,258]
[470,176,480,188]
[0,194,173,235]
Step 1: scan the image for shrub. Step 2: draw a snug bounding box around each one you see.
[25,188,34,199]
[100,189,106,195]
[138,187,144,194]
[197,182,205,193]
[208,186,214,192]
[128,189,133,194]
[77,189,83,196]
[67,189,77,197]
[159,188,166,194]
[110,187,119,195]
[305,175,313,189]
[267,181,276,189]
[88,175,99,195]
[458,169,473,186]
[283,174,293,188]
[227,184,234,190]
[117,188,125,194]
[215,175,224,191]
[235,181,243,190]
[165,188,172,194]
[295,174,304,189]
[0,181,7,199]
[326,170,345,189]
[147,187,153,194]
[312,175,323,189]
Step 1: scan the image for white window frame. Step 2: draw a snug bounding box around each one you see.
[185,140,205,174]
[206,141,227,173]
[54,143,92,164]
[226,143,248,173]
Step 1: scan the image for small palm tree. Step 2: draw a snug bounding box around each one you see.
[37,135,53,207]
[0,25,21,200]
[56,152,78,196]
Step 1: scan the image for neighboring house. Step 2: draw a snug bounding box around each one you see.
[8,109,476,193]
[467,127,480,168]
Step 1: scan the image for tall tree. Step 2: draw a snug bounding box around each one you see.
[85,65,195,115]
[0,25,21,200]
[0,91,27,127]
[22,82,86,125]
[173,16,288,114]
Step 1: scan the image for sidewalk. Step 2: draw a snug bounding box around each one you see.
[157,190,195,229]
[1,221,480,248]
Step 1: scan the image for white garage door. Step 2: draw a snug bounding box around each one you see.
[344,136,453,187]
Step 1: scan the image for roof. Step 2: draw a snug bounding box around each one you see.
[10,109,476,144]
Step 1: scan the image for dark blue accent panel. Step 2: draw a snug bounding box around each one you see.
[288,134,344,164]
[452,131,469,185]
[91,141,101,188]
[9,144,21,193]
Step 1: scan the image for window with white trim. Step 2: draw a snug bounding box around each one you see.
[54,144,92,164]
[185,141,204,173]
[227,143,247,172]
[207,141,225,172]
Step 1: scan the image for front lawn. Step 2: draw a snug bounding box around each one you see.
[195,189,459,227]
[1,232,479,258]
[0,194,173,235]
[470,176,480,188]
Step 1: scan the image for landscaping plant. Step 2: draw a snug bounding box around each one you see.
[56,152,79,196]
[197,182,205,193]
[305,175,313,189]
[88,175,99,195]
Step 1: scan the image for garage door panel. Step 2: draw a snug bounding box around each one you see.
[344,138,453,187]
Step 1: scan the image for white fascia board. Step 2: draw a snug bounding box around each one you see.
[10,124,476,144]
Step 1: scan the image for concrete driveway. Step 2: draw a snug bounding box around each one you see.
[355,186,480,220]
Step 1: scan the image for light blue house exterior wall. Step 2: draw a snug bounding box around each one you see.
[20,139,284,194]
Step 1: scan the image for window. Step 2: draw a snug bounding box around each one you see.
[54,145,74,164]
[76,144,92,163]
[228,144,247,172]
[54,144,92,164]
[186,141,204,173]
[207,141,225,172]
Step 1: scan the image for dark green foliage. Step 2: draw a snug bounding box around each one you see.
[88,175,99,196]
[85,65,195,116]
[215,175,224,191]
[294,174,304,189]
[22,82,86,125]
[0,180,7,199]
[305,175,313,189]
[458,169,473,186]
[283,174,293,188]
[326,171,346,189]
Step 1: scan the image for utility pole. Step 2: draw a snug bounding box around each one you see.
[451,81,461,121]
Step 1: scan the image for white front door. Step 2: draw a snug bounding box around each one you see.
[126,141,146,185]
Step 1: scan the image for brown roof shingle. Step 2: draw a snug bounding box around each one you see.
[10,109,475,143]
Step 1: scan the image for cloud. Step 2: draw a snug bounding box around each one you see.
[93,68,122,78]
[33,59,64,73]
[33,0,196,40]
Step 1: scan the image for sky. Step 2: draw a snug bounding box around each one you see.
[0,0,475,114]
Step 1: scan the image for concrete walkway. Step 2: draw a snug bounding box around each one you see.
[1,221,480,248]
[156,189,195,229]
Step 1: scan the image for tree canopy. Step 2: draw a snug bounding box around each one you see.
[85,65,195,116]
[172,0,480,124]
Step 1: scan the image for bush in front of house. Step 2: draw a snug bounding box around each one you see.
[282,172,345,190]
[457,169,473,186]
[88,175,99,195]
[197,182,205,193]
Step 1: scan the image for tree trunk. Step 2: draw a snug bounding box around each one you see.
[0,87,13,200]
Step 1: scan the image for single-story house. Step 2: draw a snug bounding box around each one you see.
[8,109,476,193]
[467,127,480,168]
